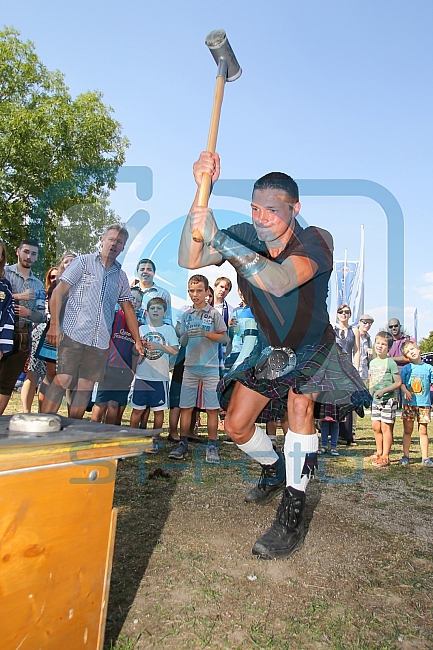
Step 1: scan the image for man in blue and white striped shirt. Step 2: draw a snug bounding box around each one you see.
[42,224,144,419]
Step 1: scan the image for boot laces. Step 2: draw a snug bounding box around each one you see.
[275,490,303,528]
[258,460,279,490]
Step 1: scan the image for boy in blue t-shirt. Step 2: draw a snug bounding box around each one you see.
[400,341,433,467]
[168,274,228,464]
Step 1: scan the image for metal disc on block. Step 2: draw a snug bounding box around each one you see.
[9,413,62,436]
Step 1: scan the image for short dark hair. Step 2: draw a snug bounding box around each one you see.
[147,297,167,311]
[18,238,39,249]
[188,274,209,291]
[375,331,393,350]
[253,172,299,201]
[136,258,156,273]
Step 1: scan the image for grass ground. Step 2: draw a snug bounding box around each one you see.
[3,395,433,650]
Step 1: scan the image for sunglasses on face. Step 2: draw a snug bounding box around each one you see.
[389,324,400,329]
[49,274,57,280]
[338,310,350,315]
[360,320,372,325]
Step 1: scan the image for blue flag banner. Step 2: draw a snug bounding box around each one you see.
[335,261,358,308]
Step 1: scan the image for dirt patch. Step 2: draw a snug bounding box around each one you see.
[105,417,433,650]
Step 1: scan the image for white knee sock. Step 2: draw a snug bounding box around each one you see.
[237,425,279,465]
[284,429,318,491]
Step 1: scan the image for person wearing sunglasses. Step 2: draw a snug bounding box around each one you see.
[335,305,360,367]
[358,315,374,383]
[45,267,58,293]
[334,304,360,446]
[388,319,415,371]
[388,318,415,409]
[351,314,374,439]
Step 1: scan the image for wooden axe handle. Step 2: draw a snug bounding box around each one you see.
[192,75,226,243]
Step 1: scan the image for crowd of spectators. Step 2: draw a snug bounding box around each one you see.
[0,230,431,469]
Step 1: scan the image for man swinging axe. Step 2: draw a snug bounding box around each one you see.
[179,151,371,560]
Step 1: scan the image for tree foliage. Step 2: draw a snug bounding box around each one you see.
[0,27,129,272]
[55,190,119,258]
[420,331,433,353]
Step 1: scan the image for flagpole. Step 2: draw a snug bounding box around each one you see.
[353,224,365,325]
[414,308,418,343]
[343,248,347,305]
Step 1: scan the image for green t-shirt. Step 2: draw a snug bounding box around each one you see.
[369,356,399,400]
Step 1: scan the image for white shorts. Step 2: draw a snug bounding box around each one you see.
[179,370,220,410]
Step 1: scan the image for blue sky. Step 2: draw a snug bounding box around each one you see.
[2,0,433,337]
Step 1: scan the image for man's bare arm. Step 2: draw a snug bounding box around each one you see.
[246,254,318,296]
[178,214,223,269]
[178,151,223,269]
[206,228,319,296]
[121,301,144,357]
[46,281,70,346]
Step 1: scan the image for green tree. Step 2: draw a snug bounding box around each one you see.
[420,331,433,353]
[55,190,120,257]
[0,27,129,272]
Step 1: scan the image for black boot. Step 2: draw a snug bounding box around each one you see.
[244,452,285,505]
[252,486,305,559]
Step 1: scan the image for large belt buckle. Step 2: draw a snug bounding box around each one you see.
[255,346,297,380]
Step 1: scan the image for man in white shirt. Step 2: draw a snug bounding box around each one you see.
[136,258,172,326]
[213,277,234,377]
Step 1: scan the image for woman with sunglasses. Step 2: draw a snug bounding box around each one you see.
[45,267,58,293]
[21,252,77,412]
[334,304,360,446]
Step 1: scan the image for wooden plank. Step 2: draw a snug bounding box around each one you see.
[96,507,118,650]
[0,415,153,471]
[0,462,118,650]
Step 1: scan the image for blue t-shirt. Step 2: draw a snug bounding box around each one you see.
[231,305,255,355]
[400,362,433,407]
[180,305,227,376]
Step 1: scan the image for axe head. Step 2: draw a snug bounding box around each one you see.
[205,29,242,82]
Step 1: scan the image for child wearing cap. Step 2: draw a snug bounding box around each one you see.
[358,314,374,384]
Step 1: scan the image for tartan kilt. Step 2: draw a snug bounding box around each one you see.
[217,341,372,423]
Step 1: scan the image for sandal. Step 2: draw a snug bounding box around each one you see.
[167,434,180,443]
[366,453,381,462]
[372,457,390,468]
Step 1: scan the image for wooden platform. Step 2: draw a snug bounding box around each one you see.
[0,415,152,650]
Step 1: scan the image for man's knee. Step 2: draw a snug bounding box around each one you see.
[77,378,95,392]
[54,373,74,390]
[288,392,315,422]
[224,410,251,440]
